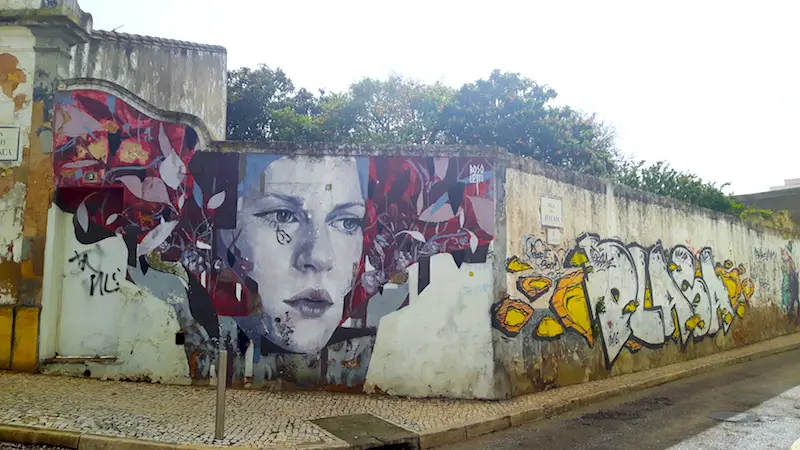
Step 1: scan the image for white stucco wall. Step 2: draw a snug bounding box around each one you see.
[364,252,496,399]
[41,210,191,384]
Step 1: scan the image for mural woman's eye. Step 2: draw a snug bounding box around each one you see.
[330,217,362,234]
[254,209,299,227]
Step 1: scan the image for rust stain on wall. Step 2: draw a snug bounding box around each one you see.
[13,94,28,111]
[22,101,54,239]
[0,53,26,98]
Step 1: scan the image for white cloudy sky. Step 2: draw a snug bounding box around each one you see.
[77,0,799,195]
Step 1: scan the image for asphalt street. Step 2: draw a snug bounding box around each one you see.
[439,348,800,450]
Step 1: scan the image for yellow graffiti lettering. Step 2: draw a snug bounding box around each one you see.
[506,256,532,273]
[536,317,565,338]
[550,270,593,345]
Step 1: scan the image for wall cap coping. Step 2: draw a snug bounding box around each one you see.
[91,29,227,53]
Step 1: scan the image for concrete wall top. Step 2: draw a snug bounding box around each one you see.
[70,29,227,140]
[503,153,787,239]
[210,141,505,158]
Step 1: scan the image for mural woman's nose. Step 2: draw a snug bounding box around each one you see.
[292,223,334,273]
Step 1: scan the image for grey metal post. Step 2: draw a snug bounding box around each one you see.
[215,350,227,440]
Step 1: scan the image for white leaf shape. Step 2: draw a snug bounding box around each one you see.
[159,151,186,189]
[158,124,173,157]
[396,230,426,243]
[137,221,178,257]
[105,213,119,226]
[76,201,89,233]
[206,191,226,210]
[116,176,143,199]
[468,230,478,253]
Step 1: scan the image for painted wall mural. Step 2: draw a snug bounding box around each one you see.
[498,232,756,368]
[52,90,494,386]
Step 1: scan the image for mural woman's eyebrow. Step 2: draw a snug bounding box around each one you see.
[261,193,304,208]
[326,201,366,220]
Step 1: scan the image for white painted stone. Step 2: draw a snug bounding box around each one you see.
[365,252,495,399]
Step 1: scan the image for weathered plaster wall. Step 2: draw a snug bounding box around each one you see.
[70,31,227,139]
[492,157,800,398]
[0,24,35,369]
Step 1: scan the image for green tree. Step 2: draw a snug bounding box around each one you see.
[337,75,454,144]
[614,160,741,214]
[437,70,620,176]
[225,65,756,217]
[226,65,322,141]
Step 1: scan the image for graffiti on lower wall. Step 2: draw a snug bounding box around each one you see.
[781,242,799,322]
[52,90,495,386]
[498,232,756,367]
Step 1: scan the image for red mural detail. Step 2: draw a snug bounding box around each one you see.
[53,90,213,274]
[349,157,494,317]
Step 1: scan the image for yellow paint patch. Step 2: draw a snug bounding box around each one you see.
[118,140,148,164]
[536,317,565,338]
[624,300,638,313]
[568,250,589,267]
[550,270,593,345]
[741,278,755,303]
[87,138,108,162]
[0,307,12,369]
[505,308,528,327]
[11,307,38,371]
[492,297,534,336]
[506,256,532,273]
[736,303,746,318]
[625,339,643,352]
[671,309,680,340]
[517,276,553,301]
[685,315,703,331]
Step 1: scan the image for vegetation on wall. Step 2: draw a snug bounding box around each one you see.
[226,65,783,224]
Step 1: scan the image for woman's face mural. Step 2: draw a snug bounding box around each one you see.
[52,89,495,383]
[234,156,366,353]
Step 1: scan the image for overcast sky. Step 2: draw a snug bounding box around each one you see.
[77,0,799,195]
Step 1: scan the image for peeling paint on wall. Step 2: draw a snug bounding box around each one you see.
[0,182,26,263]
[0,27,35,164]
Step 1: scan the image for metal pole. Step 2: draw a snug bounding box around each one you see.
[215,350,227,440]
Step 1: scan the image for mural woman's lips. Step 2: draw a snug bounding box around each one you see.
[283,288,334,318]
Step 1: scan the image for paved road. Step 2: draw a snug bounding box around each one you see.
[440,348,800,450]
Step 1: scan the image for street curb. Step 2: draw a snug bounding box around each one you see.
[417,335,800,449]
[0,424,267,450]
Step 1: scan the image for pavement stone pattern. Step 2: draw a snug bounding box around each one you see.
[1,444,65,449]
[1,333,800,449]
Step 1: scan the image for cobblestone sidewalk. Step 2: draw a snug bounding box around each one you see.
[2,333,800,449]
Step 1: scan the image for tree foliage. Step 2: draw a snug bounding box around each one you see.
[226,66,750,216]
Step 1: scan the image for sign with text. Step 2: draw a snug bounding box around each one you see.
[0,126,21,162]
[540,195,563,228]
